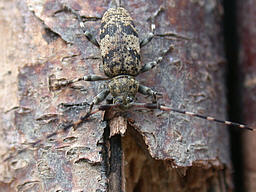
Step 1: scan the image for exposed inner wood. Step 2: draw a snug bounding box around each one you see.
[122,126,229,192]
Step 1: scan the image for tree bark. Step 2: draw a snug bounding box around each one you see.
[0,0,232,191]
[122,0,231,191]
[0,0,107,191]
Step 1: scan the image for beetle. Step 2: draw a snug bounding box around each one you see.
[4,4,254,163]
[49,6,254,131]
[50,7,166,112]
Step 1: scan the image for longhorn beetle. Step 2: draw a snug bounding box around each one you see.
[49,6,254,130]
[4,3,254,162]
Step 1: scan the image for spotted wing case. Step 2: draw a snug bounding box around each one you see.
[100,7,142,77]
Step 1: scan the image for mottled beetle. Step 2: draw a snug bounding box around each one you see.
[50,7,163,110]
[49,6,254,131]
[4,4,254,161]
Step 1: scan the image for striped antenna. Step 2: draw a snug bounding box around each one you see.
[159,105,254,131]
[99,103,255,131]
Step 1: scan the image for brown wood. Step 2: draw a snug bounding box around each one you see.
[0,0,232,191]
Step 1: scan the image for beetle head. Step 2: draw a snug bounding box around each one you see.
[108,75,139,107]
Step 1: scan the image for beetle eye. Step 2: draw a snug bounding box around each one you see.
[127,97,133,103]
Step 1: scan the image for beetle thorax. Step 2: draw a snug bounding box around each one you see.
[108,75,139,105]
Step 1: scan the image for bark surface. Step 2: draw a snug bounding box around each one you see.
[0,0,232,191]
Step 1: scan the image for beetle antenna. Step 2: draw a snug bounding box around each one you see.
[99,103,255,131]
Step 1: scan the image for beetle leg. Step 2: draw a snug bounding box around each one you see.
[138,84,162,103]
[60,89,110,114]
[67,6,100,48]
[49,74,110,91]
[76,14,100,47]
[140,6,165,47]
[88,89,110,112]
[140,32,154,48]
[140,56,163,73]
[80,23,100,48]
[59,101,90,109]
[140,46,172,73]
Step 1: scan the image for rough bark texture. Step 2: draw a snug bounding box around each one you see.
[120,0,232,190]
[237,0,256,191]
[0,0,107,191]
[0,0,232,191]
